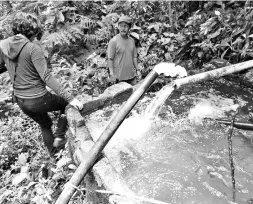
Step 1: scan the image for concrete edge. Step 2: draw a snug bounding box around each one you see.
[65,84,141,204]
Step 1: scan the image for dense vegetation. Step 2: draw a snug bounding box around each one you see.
[1,1,253,203]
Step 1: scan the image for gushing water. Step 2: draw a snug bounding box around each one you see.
[144,63,187,120]
[84,80,253,204]
[144,83,176,120]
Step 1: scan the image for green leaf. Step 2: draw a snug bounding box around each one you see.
[17,153,28,166]
[161,38,171,45]
[198,52,203,58]
[241,39,250,57]
[12,172,28,185]
[0,190,12,201]
[165,53,172,62]
[246,52,253,57]
[36,187,44,195]
[220,38,232,47]
[68,164,77,170]
[232,27,244,37]
[45,15,55,25]
[148,24,160,32]
[163,32,170,37]
[25,182,38,190]
[207,28,223,39]
[58,11,65,22]
[163,23,171,28]
[221,48,229,59]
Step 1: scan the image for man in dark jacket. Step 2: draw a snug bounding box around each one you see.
[0,12,83,157]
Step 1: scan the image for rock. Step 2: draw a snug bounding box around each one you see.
[65,106,85,128]
[79,82,133,115]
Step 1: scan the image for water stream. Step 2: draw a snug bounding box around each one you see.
[84,78,253,204]
[144,82,176,120]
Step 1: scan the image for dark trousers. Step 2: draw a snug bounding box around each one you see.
[16,92,68,155]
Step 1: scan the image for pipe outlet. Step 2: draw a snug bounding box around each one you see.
[153,62,187,78]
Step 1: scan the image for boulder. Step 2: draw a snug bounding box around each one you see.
[77,82,133,115]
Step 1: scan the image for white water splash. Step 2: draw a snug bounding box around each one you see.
[86,107,152,144]
[153,62,187,78]
[143,63,187,120]
[188,93,246,123]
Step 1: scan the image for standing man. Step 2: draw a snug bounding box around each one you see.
[0,12,83,157]
[107,15,138,85]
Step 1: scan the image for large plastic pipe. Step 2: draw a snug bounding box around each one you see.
[55,70,159,204]
[174,60,253,89]
[216,119,253,131]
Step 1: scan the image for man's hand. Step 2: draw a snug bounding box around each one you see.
[136,70,142,80]
[69,98,83,110]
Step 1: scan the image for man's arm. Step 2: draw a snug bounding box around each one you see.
[108,59,114,76]
[133,44,138,72]
[31,44,74,102]
[133,57,138,71]
[107,39,116,77]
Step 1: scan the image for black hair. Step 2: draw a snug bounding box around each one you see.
[12,12,41,39]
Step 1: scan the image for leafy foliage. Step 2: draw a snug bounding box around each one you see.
[0,102,77,204]
[176,1,253,69]
[39,2,99,59]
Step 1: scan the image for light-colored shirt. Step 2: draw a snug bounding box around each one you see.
[107,34,137,81]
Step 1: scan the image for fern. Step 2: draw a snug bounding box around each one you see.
[0,13,14,39]
[107,1,131,14]
[61,30,74,43]
[68,25,83,40]
[84,34,101,45]
[78,16,97,30]
[43,32,63,48]
[42,25,84,49]
[58,30,71,45]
